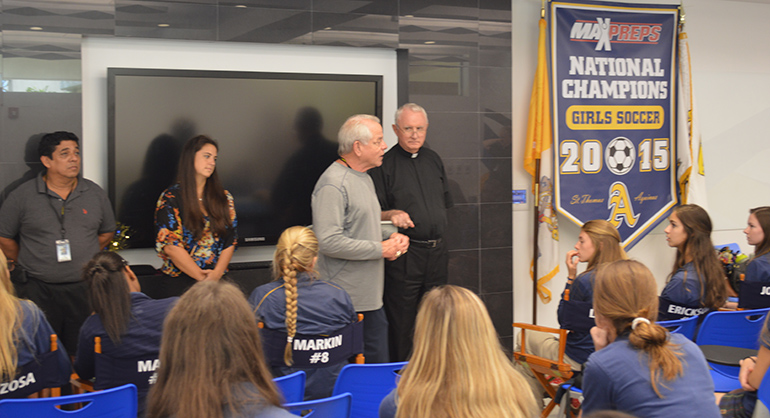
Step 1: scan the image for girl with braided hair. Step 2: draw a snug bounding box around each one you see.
[581,259,719,418]
[249,226,355,400]
[659,204,728,320]
[75,251,178,416]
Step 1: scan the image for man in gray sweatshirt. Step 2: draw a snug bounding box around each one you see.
[312,114,409,363]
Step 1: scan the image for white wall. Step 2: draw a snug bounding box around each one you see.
[512,0,770,327]
[80,37,398,265]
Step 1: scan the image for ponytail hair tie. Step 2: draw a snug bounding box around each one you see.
[287,336,293,344]
[631,317,651,330]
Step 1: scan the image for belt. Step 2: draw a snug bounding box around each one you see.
[409,238,442,248]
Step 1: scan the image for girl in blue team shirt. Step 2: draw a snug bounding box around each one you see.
[582,259,720,418]
[659,204,727,320]
[744,206,770,283]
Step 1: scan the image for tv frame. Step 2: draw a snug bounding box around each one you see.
[107,67,383,247]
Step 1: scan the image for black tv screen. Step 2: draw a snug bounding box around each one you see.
[108,68,382,248]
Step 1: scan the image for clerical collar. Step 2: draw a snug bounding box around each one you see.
[411,152,418,158]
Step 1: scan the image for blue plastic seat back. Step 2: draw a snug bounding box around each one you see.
[657,315,699,341]
[0,383,137,418]
[284,392,352,418]
[0,349,68,400]
[696,308,769,348]
[331,362,407,418]
[696,308,769,376]
[274,371,306,404]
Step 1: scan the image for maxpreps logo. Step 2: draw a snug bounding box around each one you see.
[570,18,662,51]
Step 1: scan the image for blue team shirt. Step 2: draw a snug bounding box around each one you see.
[746,253,770,283]
[250,273,356,399]
[582,333,720,418]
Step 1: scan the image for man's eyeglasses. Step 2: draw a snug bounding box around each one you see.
[397,125,426,134]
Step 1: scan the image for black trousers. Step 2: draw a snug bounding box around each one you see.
[18,275,91,354]
[383,239,448,362]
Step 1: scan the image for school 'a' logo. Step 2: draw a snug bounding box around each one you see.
[607,182,640,228]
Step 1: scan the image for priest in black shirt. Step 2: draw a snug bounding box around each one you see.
[369,103,453,362]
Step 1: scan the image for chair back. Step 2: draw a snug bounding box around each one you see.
[557,299,595,332]
[260,320,364,369]
[331,361,407,418]
[739,281,770,310]
[94,350,160,392]
[273,371,306,404]
[696,308,769,377]
[657,315,699,341]
[658,296,711,321]
[284,392,352,418]
[696,308,769,348]
[0,383,137,417]
[1,335,68,399]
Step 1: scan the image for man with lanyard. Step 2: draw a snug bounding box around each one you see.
[312,114,409,363]
[0,131,116,353]
[369,103,453,362]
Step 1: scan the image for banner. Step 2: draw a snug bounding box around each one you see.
[677,29,708,209]
[551,1,679,249]
[525,16,559,304]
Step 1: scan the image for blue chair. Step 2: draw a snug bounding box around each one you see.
[274,371,306,403]
[331,361,407,418]
[284,392,352,418]
[695,308,770,392]
[657,315,699,341]
[0,383,137,417]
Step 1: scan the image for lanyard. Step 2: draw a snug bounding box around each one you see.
[45,183,70,240]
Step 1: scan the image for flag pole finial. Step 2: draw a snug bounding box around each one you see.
[679,3,686,27]
[541,0,546,18]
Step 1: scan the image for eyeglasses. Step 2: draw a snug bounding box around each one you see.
[397,125,426,134]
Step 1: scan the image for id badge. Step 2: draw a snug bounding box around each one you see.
[56,239,72,262]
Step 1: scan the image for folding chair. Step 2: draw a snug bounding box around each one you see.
[657,296,711,321]
[657,315,699,341]
[259,314,365,370]
[273,371,306,404]
[284,392,352,418]
[695,308,770,392]
[0,383,137,417]
[331,361,407,418]
[71,336,160,414]
[738,281,770,310]
[1,334,69,400]
[513,294,594,418]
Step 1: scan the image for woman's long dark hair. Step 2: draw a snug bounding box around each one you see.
[750,207,770,258]
[82,251,132,343]
[177,135,231,240]
[668,204,726,309]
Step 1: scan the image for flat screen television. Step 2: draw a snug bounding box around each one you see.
[108,68,382,248]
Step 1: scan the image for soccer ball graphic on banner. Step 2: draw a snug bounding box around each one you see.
[605,136,635,175]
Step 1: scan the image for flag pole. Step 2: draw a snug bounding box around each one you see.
[532,159,540,325]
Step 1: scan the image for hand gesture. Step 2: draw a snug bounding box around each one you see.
[565,250,579,279]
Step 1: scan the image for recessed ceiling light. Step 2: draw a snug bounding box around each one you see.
[324,27,332,30]
[158,23,170,27]
[425,41,435,44]
[235,4,247,8]
[30,27,43,31]
[404,15,414,18]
